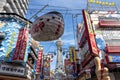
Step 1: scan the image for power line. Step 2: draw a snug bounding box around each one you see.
[29,4,48,20]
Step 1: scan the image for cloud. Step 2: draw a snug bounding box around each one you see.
[49,0,87,9]
[63,31,73,37]
[63,39,75,45]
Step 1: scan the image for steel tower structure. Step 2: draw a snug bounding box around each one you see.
[54,38,66,80]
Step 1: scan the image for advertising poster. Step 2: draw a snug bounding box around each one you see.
[36,49,43,74]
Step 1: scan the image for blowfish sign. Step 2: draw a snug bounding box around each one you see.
[12,28,28,62]
[30,11,64,41]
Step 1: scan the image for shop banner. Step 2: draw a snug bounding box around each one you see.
[12,28,28,62]
[36,49,43,74]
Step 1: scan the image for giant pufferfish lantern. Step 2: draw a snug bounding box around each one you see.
[30,11,64,41]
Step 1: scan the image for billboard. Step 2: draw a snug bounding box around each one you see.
[0,17,29,62]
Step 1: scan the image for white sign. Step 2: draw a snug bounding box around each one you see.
[0,62,25,76]
[102,30,120,40]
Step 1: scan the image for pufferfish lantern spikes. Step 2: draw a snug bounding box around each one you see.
[30,11,64,41]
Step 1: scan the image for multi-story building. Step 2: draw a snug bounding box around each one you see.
[76,9,120,80]
[0,0,29,17]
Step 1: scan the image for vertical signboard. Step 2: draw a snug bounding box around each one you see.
[69,47,76,62]
[82,10,98,56]
[12,28,29,62]
[36,49,43,74]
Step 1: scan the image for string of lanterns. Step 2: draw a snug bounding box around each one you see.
[88,0,115,6]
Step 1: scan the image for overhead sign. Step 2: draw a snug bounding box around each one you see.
[0,62,25,76]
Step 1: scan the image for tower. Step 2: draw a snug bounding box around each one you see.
[0,0,29,17]
[54,38,66,80]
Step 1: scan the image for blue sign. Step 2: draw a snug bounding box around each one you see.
[109,55,120,62]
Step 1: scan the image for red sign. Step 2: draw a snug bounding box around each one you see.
[12,28,28,61]
[36,50,43,73]
[82,10,98,56]
[99,20,120,27]
[106,46,120,53]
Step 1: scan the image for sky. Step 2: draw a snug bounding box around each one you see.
[27,0,120,70]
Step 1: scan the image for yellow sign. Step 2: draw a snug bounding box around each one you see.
[69,47,76,62]
[6,32,16,58]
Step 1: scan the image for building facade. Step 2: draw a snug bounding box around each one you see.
[0,13,39,80]
[0,0,29,17]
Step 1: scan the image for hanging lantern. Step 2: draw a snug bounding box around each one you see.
[30,11,64,41]
[105,2,109,6]
[108,3,112,6]
[101,2,105,5]
[98,1,101,4]
[111,2,115,6]
[88,0,94,3]
[96,0,99,4]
